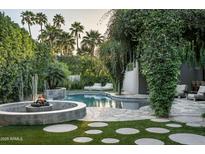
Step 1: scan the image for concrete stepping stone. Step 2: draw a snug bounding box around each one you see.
[43,124,78,133]
[73,137,93,143]
[116,128,140,135]
[88,122,108,127]
[172,116,202,123]
[85,129,103,134]
[169,133,205,145]
[146,127,170,134]
[101,138,120,144]
[166,123,182,128]
[135,138,165,145]
[186,123,202,127]
[151,118,170,123]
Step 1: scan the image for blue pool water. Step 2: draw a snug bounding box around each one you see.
[65,94,147,110]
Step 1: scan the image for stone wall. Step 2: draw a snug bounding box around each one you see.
[45,88,66,100]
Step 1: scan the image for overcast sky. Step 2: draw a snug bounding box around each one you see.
[1,9,110,40]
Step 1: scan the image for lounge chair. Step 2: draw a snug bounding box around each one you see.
[90,83,102,90]
[187,86,205,101]
[175,84,188,98]
[101,83,113,91]
[84,83,102,91]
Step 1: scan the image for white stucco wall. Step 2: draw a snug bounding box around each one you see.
[122,61,139,94]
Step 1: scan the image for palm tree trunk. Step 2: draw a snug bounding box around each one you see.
[28,24,32,37]
[40,24,43,33]
[40,24,43,42]
[76,35,79,50]
[92,46,95,56]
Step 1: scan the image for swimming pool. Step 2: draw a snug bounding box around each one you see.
[65,94,148,110]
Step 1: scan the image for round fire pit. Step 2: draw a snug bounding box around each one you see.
[26,104,53,112]
[0,100,86,125]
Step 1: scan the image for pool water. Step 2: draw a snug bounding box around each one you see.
[65,94,147,110]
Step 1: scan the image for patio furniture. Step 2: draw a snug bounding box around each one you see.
[175,84,188,98]
[84,83,102,91]
[187,86,205,101]
[191,81,205,92]
[101,83,113,91]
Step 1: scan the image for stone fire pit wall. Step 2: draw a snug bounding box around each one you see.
[45,88,66,100]
[0,100,86,125]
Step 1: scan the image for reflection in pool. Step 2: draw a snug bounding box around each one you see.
[65,94,148,110]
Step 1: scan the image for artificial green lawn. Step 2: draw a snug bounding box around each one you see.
[0,120,205,145]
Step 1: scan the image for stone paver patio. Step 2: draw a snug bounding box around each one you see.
[80,98,205,127]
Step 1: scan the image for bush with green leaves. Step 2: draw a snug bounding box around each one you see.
[59,55,111,89]
[44,61,70,89]
[0,12,35,103]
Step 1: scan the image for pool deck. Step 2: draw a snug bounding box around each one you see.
[80,98,205,126]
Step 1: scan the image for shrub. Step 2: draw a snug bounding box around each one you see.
[202,113,205,118]
[44,61,70,89]
[0,12,35,103]
[69,81,84,90]
[59,55,111,89]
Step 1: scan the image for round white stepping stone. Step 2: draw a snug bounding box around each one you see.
[166,123,182,128]
[135,138,165,145]
[88,122,108,127]
[43,124,78,133]
[73,137,93,143]
[151,118,170,123]
[146,127,170,134]
[169,133,205,145]
[116,128,140,135]
[85,129,103,134]
[101,138,120,144]
[186,123,202,127]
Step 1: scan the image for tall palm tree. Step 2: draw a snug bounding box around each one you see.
[35,12,47,34]
[70,22,84,50]
[81,30,104,56]
[53,14,65,29]
[39,24,63,54]
[21,11,35,36]
[56,32,75,56]
[61,32,75,56]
